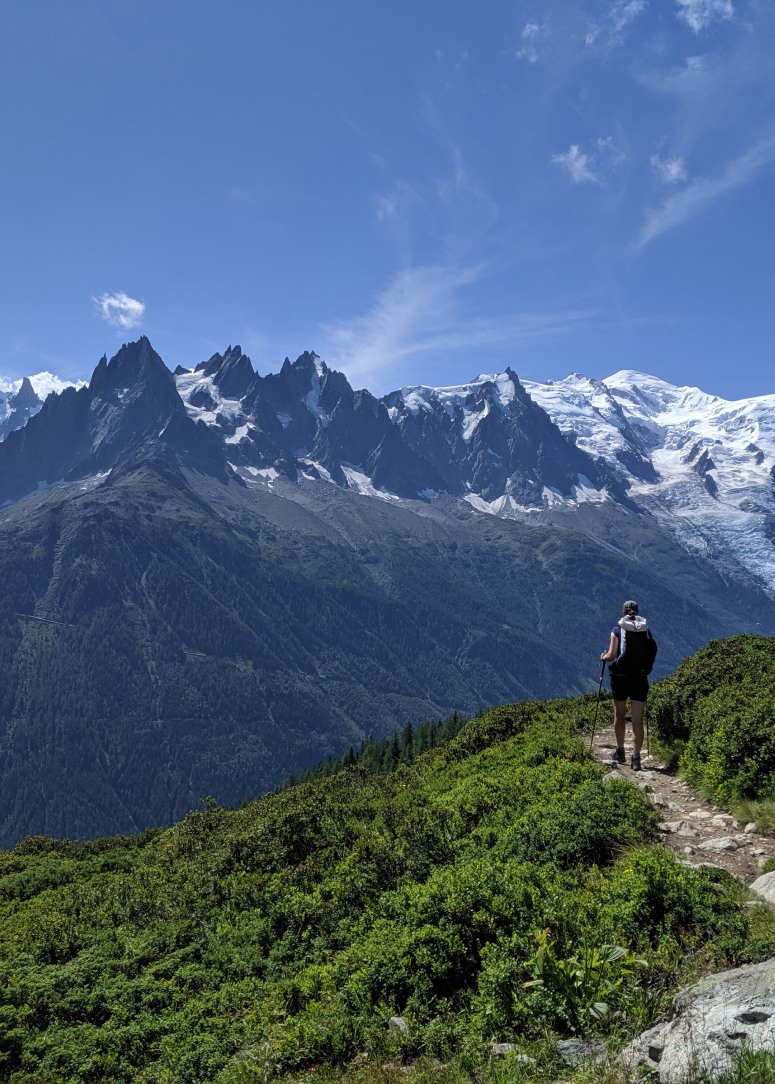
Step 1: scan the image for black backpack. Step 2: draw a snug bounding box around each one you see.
[612,624,658,676]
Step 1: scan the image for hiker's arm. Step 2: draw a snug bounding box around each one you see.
[601,632,618,662]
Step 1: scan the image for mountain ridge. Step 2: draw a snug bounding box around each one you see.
[4,341,774,599]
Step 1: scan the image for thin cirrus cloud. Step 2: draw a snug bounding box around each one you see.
[320,264,591,392]
[637,130,775,248]
[93,291,146,330]
[650,154,688,184]
[675,0,735,33]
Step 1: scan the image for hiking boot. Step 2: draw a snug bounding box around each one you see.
[611,747,625,765]
[631,753,641,772]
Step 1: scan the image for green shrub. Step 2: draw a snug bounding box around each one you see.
[649,635,775,804]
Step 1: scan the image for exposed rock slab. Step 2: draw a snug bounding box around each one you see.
[620,957,775,1082]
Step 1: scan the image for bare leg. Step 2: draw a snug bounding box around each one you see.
[630,700,645,755]
[613,700,627,748]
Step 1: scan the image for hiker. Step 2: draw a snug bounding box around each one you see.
[600,600,657,772]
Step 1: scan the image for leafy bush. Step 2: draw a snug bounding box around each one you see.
[521,928,646,1033]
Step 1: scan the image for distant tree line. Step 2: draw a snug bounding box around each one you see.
[284,711,468,787]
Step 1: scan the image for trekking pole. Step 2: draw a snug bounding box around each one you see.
[589,659,606,751]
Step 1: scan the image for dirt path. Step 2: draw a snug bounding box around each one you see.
[591,724,775,886]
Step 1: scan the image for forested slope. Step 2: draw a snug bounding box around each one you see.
[2,451,772,847]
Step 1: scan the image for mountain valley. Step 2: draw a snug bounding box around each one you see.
[0,339,774,844]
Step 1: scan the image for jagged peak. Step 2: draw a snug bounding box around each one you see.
[89,338,174,397]
[292,350,325,373]
[12,377,41,408]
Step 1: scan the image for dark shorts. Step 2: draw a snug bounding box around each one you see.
[610,672,649,703]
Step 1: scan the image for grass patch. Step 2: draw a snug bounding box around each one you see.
[731,798,775,836]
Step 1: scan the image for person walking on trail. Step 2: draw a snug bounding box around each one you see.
[600,600,657,772]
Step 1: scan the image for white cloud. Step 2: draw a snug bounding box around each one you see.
[516,22,542,63]
[552,144,600,184]
[638,130,775,247]
[610,0,648,34]
[650,153,688,183]
[320,264,590,392]
[93,291,145,330]
[676,0,734,33]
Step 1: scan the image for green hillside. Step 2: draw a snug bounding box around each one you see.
[3,661,774,1084]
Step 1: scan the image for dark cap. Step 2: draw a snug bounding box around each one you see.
[622,600,638,615]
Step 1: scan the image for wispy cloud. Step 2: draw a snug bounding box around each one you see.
[596,135,626,168]
[650,153,688,183]
[553,145,599,184]
[675,0,734,33]
[320,264,590,391]
[552,137,625,184]
[610,0,648,35]
[516,22,543,63]
[374,180,421,225]
[637,130,775,247]
[585,1,647,49]
[93,291,146,330]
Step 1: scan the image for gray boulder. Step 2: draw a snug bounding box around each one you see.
[556,1038,607,1066]
[620,957,775,1082]
[697,836,741,853]
[749,870,775,904]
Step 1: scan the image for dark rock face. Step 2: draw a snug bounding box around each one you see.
[0,338,231,505]
[180,349,447,496]
[382,370,625,506]
[198,345,255,400]
[694,450,719,498]
[177,352,622,507]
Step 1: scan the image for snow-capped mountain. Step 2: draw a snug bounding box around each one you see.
[2,340,775,598]
[522,371,775,594]
[0,372,86,441]
[172,349,625,507]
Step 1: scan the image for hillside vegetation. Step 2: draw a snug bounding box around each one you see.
[650,634,775,807]
[4,650,775,1084]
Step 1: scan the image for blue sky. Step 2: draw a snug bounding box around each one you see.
[2,0,774,398]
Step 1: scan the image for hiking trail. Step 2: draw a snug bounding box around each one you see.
[591,724,775,886]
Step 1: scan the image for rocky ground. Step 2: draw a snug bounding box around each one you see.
[591,724,775,885]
